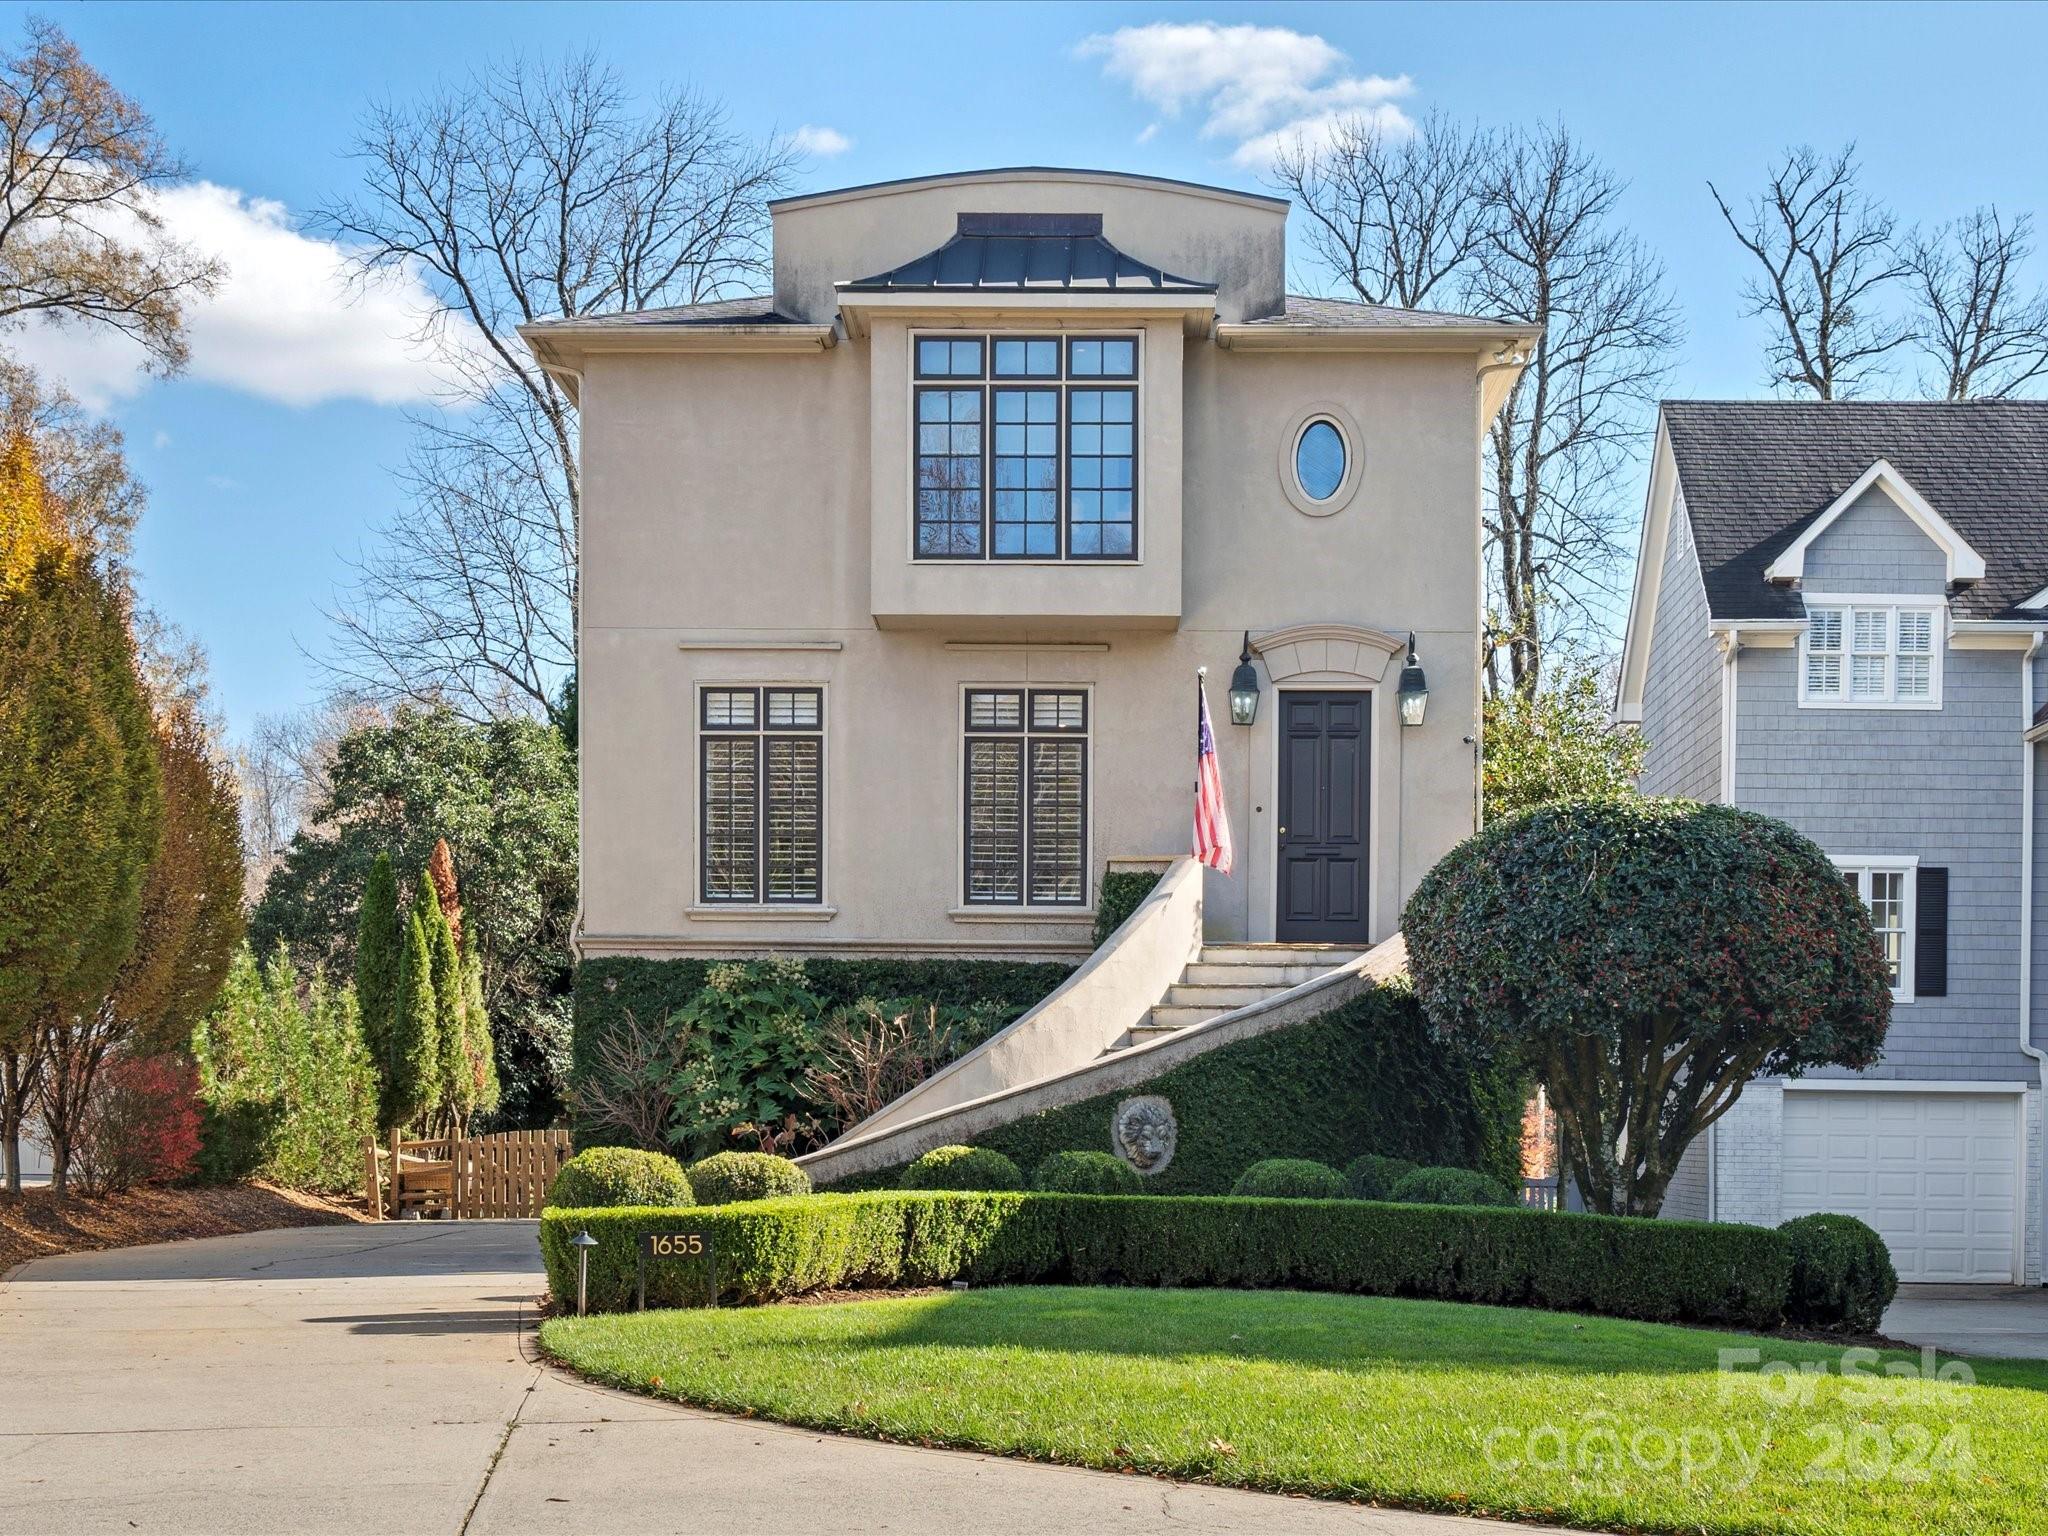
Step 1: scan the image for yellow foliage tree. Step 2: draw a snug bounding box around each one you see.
[0,431,67,600]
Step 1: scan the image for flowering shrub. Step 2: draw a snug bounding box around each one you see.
[74,1054,202,1194]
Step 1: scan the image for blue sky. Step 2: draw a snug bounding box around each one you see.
[7,0,2046,743]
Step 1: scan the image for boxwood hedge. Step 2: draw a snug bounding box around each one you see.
[540,1190,1790,1330]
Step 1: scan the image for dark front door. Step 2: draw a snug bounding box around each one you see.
[1276,691,1370,944]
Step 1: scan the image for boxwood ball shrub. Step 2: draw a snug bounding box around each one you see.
[688,1151,811,1206]
[1344,1154,1418,1201]
[539,1191,1792,1329]
[1779,1213,1900,1333]
[900,1145,1027,1192]
[1389,1166,1516,1208]
[1232,1158,1348,1200]
[1405,799,1894,1218]
[1033,1150,1142,1195]
[548,1147,692,1209]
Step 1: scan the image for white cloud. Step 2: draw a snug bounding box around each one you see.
[1135,122,1160,145]
[1076,21,1414,167]
[789,124,852,157]
[151,429,172,449]
[6,181,468,411]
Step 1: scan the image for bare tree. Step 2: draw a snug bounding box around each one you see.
[234,700,375,899]
[312,52,800,723]
[1268,110,1494,309]
[0,17,222,371]
[1710,144,1909,398]
[1470,124,1680,698]
[1899,207,2048,400]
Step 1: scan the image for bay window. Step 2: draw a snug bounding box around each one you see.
[915,334,1139,561]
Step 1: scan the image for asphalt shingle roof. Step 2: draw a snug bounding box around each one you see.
[842,213,1215,294]
[1664,400,2048,620]
[524,296,799,330]
[1238,294,1526,331]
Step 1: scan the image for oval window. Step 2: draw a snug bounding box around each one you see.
[1295,419,1346,501]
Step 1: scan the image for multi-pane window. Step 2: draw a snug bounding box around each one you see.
[699,687,823,904]
[1837,860,1915,994]
[963,688,1088,907]
[913,334,1139,561]
[1801,602,1942,706]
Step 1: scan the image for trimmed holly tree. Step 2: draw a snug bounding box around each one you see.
[1404,799,1892,1217]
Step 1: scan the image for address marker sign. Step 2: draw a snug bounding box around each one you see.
[636,1230,716,1311]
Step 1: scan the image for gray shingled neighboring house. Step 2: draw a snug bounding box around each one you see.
[1617,401,2048,1286]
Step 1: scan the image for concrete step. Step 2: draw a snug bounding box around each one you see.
[1179,961,1328,987]
[1196,944,1365,968]
[1146,1003,1235,1030]
[1161,982,1283,1009]
[1126,1021,1189,1043]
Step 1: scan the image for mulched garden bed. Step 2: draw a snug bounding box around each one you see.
[0,1180,369,1275]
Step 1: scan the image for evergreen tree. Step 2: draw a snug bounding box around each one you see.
[387,873,443,1132]
[352,853,400,1095]
[0,437,161,1192]
[429,895,465,1132]
[461,943,500,1124]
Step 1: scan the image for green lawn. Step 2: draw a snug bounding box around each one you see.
[542,1286,2048,1536]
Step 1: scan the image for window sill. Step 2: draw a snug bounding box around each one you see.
[686,904,838,922]
[1796,698,1942,711]
[948,905,1095,924]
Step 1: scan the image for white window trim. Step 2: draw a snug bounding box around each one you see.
[1831,853,1918,1003]
[954,682,1096,915]
[1797,595,1945,710]
[692,682,831,911]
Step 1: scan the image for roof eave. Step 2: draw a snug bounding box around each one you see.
[1214,321,1538,352]
[517,320,838,393]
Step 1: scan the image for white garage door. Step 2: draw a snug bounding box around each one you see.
[1781,1090,2020,1284]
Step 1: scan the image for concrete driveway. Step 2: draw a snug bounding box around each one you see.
[1883,1284,2048,1361]
[0,1221,1563,1536]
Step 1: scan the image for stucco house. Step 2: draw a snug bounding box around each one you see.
[1618,401,2048,1285]
[524,167,1531,967]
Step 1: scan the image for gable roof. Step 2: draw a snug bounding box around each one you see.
[1760,458,1986,586]
[1663,400,2048,621]
[840,212,1215,294]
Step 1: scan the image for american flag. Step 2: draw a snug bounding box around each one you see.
[1193,674,1235,874]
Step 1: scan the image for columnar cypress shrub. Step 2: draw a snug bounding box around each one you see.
[430,897,467,1131]
[461,944,500,1124]
[353,853,400,1083]
[388,886,441,1133]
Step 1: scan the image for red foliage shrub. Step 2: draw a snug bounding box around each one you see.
[75,1054,203,1194]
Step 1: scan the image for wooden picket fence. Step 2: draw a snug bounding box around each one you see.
[362,1128,571,1220]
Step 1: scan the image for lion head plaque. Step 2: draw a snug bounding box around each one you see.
[1110,1095,1177,1175]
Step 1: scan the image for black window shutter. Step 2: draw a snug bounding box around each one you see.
[1915,867,1948,998]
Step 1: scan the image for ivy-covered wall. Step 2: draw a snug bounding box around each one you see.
[572,955,1076,1110]
[829,983,1526,1194]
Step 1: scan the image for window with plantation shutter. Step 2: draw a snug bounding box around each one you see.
[699,686,824,904]
[1800,601,1943,707]
[963,688,1089,907]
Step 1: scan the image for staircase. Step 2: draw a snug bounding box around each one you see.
[1107,943,1366,1053]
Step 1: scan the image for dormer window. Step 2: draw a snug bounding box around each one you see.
[1799,599,1943,708]
[914,332,1140,561]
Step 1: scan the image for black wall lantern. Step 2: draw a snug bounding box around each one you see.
[1228,633,1260,726]
[1396,632,1429,727]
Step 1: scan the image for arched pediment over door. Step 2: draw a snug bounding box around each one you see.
[1250,623,1405,683]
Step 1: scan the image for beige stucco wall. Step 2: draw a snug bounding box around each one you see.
[576,177,1485,960]
[771,169,1287,324]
